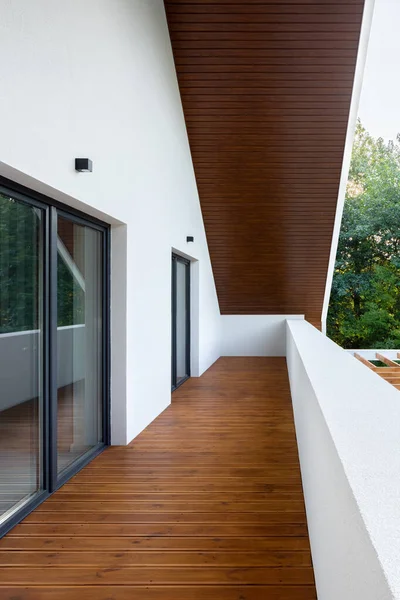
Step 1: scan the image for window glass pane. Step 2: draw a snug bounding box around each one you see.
[57,216,103,473]
[0,194,43,522]
[176,260,188,384]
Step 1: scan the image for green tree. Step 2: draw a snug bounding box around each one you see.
[0,195,40,333]
[328,120,400,348]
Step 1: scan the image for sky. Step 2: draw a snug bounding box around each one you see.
[358,0,400,141]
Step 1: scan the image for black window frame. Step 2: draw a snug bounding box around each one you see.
[171,253,191,392]
[0,176,111,538]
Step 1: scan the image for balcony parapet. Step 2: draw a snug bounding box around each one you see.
[0,325,85,411]
[286,319,398,600]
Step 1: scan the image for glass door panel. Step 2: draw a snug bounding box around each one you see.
[176,260,189,384]
[0,194,43,523]
[171,254,190,391]
[56,216,103,474]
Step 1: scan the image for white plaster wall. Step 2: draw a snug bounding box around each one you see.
[220,315,304,357]
[286,319,400,599]
[0,0,221,443]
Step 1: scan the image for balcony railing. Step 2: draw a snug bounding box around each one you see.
[0,324,85,411]
[286,319,399,600]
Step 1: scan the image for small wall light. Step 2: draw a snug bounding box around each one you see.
[187,236,194,243]
[75,158,93,172]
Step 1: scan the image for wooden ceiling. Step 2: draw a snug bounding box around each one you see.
[164,0,366,326]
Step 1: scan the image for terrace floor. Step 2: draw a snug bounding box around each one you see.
[0,357,316,600]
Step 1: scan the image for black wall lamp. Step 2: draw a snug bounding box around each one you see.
[187,236,194,243]
[75,158,93,172]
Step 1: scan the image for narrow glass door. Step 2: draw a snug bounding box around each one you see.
[171,254,190,391]
[56,215,104,474]
[0,193,44,523]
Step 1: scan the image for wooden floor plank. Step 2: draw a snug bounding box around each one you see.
[24,511,307,524]
[8,523,309,537]
[0,357,316,598]
[0,587,318,600]
[0,566,315,585]
[0,536,311,552]
[45,490,305,500]
[35,500,306,512]
[0,550,312,566]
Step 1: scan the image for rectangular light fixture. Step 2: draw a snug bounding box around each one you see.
[75,158,93,172]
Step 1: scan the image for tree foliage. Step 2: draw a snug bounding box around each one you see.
[327,120,400,348]
[0,195,40,333]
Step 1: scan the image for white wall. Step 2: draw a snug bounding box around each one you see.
[0,0,221,444]
[286,319,400,600]
[220,315,304,357]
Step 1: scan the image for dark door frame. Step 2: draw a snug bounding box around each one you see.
[0,176,110,538]
[171,253,191,392]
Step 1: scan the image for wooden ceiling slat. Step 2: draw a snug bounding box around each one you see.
[166,4,363,13]
[173,40,359,48]
[168,12,362,21]
[169,24,361,32]
[164,0,365,320]
[180,73,355,81]
[167,0,362,5]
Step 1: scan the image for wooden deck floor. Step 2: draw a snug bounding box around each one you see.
[0,357,316,600]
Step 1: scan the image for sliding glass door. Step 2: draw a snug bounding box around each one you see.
[56,216,104,475]
[171,254,190,391]
[0,180,109,537]
[0,194,44,526]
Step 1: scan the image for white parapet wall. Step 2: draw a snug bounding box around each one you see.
[220,315,304,357]
[286,319,399,600]
[0,326,85,412]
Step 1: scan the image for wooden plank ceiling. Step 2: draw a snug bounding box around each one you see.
[164,0,365,326]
